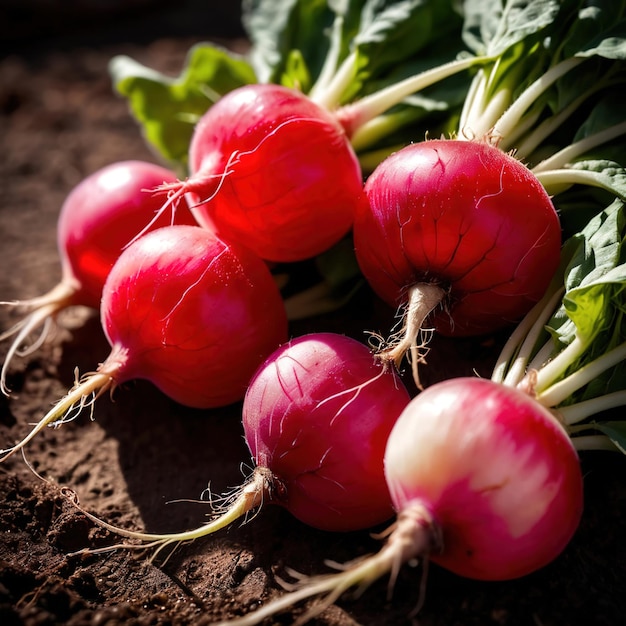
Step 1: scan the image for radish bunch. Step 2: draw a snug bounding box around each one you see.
[4,3,626,623]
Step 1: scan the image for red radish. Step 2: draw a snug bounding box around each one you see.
[0,160,197,395]
[219,376,584,626]
[154,83,363,263]
[243,332,410,531]
[0,225,288,461]
[353,139,562,386]
[65,333,411,552]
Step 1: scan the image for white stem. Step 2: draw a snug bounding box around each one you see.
[533,335,587,396]
[526,338,557,373]
[559,390,626,425]
[572,434,620,452]
[493,57,584,142]
[338,55,482,133]
[537,340,626,408]
[466,84,512,140]
[498,106,542,152]
[533,121,626,173]
[516,88,603,162]
[458,67,489,134]
[534,167,617,197]
[308,16,345,102]
[311,51,359,110]
[491,285,563,385]
[501,287,564,388]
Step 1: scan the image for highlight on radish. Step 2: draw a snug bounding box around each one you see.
[151,83,364,263]
[0,224,288,462]
[59,333,412,556]
[354,138,562,388]
[0,160,197,396]
[214,376,584,626]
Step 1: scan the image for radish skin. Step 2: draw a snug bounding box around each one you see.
[243,333,411,531]
[217,377,583,626]
[0,225,288,461]
[156,84,363,263]
[0,160,196,395]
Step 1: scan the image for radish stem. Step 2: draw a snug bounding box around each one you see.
[533,121,626,173]
[559,391,626,426]
[496,286,564,388]
[492,57,584,142]
[536,340,626,407]
[335,55,483,138]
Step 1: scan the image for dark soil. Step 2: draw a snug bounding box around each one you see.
[1,2,625,625]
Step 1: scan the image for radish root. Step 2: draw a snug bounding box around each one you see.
[377,283,445,389]
[58,466,279,561]
[0,368,115,463]
[211,501,441,626]
[0,281,77,395]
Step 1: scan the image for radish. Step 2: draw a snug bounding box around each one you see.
[152,83,363,263]
[62,333,411,553]
[354,138,562,387]
[0,160,197,395]
[217,376,584,626]
[0,224,288,461]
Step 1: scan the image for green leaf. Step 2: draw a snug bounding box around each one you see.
[548,199,625,361]
[348,0,463,101]
[565,0,626,60]
[109,43,256,165]
[462,0,561,57]
[280,49,313,91]
[564,199,625,294]
[591,421,626,453]
[242,0,337,85]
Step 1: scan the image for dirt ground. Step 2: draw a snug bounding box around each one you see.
[1,3,625,625]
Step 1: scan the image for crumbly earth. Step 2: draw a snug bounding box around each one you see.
[1,3,625,626]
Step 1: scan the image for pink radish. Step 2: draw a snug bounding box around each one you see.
[219,376,584,626]
[154,83,363,263]
[0,160,197,395]
[353,139,562,387]
[63,333,411,553]
[0,224,288,461]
